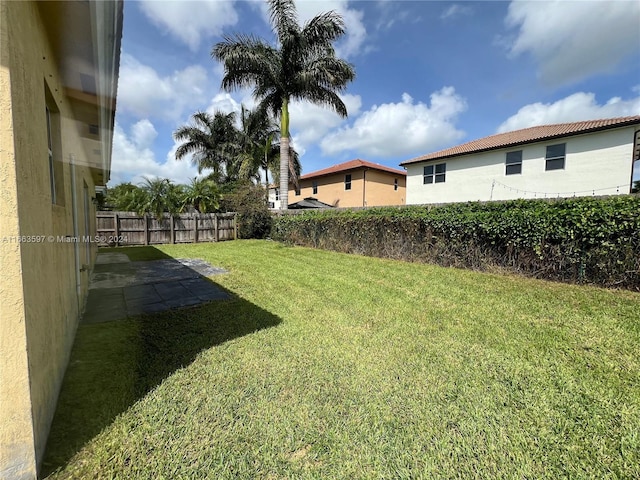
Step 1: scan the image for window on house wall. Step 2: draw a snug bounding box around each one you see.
[45,85,65,206]
[505,150,522,175]
[46,106,56,204]
[345,174,352,190]
[394,178,398,191]
[295,186,300,196]
[274,188,279,201]
[312,180,318,195]
[545,143,565,171]
[423,163,446,184]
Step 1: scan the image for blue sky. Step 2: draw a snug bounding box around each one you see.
[111,0,640,186]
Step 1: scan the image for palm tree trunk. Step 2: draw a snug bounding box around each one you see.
[279,98,290,210]
[279,136,290,210]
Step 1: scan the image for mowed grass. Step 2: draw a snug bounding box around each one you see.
[44,240,640,479]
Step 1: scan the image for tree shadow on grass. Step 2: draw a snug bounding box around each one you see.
[40,248,281,478]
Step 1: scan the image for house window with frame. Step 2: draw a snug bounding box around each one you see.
[295,186,300,196]
[423,163,446,184]
[545,143,565,171]
[394,178,398,191]
[505,150,522,175]
[46,106,56,204]
[345,174,352,190]
[274,188,279,201]
[312,180,318,195]
[45,88,64,206]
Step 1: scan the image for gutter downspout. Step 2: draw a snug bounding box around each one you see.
[70,155,81,311]
[630,129,640,194]
[362,168,367,207]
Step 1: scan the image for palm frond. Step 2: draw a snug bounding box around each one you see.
[301,11,346,46]
[268,0,299,43]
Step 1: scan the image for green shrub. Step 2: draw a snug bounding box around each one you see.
[220,183,272,239]
[271,196,640,289]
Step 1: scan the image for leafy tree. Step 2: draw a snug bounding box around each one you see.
[180,177,221,213]
[219,182,272,239]
[105,182,143,211]
[173,111,239,183]
[212,0,355,209]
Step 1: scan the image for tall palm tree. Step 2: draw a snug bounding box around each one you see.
[236,104,280,183]
[173,111,239,183]
[212,0,355,209]
[237,105,301,192]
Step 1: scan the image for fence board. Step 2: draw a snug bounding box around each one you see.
[96,212,237,246]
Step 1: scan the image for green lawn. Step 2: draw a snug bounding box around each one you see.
[43,240,640,479]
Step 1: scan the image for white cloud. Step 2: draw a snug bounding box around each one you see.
[441,4,472,20]
[110,121,198,185]
[321,87,467,158]
[505,0,640,85]
[139,0,238,51]
[289,93,362,154]
[497,92,640,133]
[117,54,209,121]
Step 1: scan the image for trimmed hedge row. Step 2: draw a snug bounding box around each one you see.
[271,196,640,289]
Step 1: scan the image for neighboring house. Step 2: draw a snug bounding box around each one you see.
[267,184,281,210]
[288,159,406,208]
[400,116,640,205]
[0,1,122,478]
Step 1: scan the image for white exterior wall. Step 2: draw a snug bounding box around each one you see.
[268,187,281,210]
[406,126,638,205]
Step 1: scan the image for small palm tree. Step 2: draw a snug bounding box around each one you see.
[137,177,181,219]
[212,0,355,209]
[173,111,239,183]
[180,177,221,213]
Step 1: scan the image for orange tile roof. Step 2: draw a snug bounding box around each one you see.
[400,116,640,166]
[300,159,406,180]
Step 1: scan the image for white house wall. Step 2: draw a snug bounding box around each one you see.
[406,126,637,205]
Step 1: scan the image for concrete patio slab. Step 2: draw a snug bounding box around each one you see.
[82,253,231,324]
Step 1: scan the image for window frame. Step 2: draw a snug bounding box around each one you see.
[423,163,446,184]
[545,143,566,171]
[394,178,398,191]
[345,174,352,190]
[46,106,56,204]
[312,180,318,195]
[505,150,522,176]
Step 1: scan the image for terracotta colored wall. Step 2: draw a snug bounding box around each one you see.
[289,168,406,208]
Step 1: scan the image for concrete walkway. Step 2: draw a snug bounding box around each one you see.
[83,253,231,323]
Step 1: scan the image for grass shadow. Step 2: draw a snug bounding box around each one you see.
[40,247,281,477]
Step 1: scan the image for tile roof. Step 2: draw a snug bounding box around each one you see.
[400,116,640,166]
[300,159,406,180]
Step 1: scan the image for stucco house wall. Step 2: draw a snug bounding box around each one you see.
[288,162,406,208]
[0,1,121,478]
[405,126,638,205]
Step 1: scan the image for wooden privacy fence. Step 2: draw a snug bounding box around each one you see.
[96,211,237,246]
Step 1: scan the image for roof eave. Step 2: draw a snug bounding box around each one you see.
[400,118,640,166]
